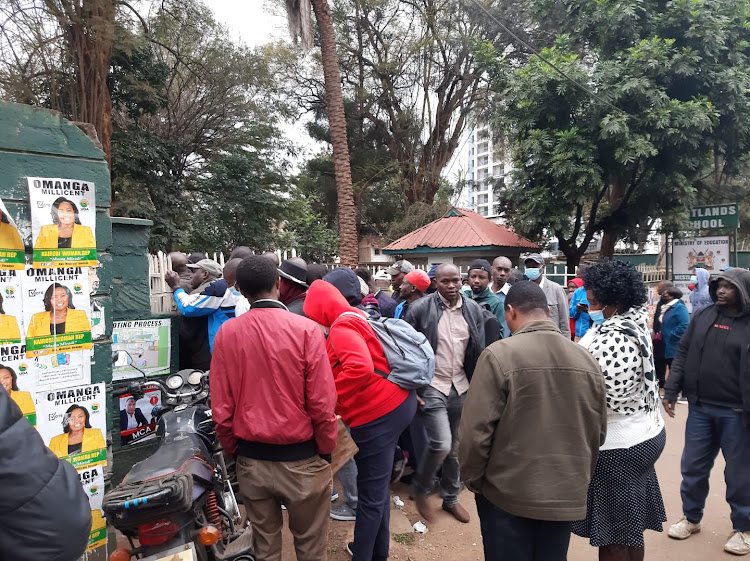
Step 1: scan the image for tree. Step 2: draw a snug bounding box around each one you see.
[481,0,750,266]
[283,0,358,266]
[110,1,293,249]
[1,0,116,166]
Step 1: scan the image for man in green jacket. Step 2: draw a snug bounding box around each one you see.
[458,280,607,561]
[463,259,507,337]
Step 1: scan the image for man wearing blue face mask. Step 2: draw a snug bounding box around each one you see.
[524,253,571,339]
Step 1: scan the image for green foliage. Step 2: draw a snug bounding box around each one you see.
[483,0,750,261]
[109,0,294,251]
[277,196,340,263]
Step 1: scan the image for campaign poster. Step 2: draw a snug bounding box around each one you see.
[36,382,107,468]
[86,509,107,553]
[0,198,25,270]
[672,236,730,281]
[119,388,161,445]
[27,177,97,268]
[22,266,92,357]
[0,269,23,344]
[112,319,171,381]
[79,465,105,512]
[0,347,35,425]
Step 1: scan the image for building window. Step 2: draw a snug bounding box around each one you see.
[374,248,381,255]
[478,205,488,216]
[477,193,488,204]
[478,142,489,154]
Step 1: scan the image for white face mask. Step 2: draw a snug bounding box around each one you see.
[525,267,542,281]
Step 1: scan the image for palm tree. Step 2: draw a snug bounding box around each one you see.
[283,0,358,267]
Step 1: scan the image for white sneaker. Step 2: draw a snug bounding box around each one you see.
[725,531,750,556]
[668,516,701,539]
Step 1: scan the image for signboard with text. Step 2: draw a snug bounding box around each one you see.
[672,236,730,281]
[689,203,739,229]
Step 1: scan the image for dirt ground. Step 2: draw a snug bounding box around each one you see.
[278,402,739,561]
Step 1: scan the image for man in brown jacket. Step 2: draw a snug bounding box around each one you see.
[458,280,607,561]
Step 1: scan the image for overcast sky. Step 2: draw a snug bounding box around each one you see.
[210,0,287,47]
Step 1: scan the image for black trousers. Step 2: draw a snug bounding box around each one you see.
[654,357,672,389]
[476,494,572,561]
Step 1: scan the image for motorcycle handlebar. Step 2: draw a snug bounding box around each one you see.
[112,387,130,398]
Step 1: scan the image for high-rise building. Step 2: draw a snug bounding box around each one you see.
[458,123,508,223]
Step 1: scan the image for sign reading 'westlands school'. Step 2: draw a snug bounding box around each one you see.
[689,203,739,229]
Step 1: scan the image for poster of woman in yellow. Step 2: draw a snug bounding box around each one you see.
[0,363,35,426]
[27,178,97,267]
[24,277,92,357]
[48,404,105,459]
[0,200,25,270]
[0,293,20,344]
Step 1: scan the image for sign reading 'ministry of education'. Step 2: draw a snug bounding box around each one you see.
[689,203,739,229]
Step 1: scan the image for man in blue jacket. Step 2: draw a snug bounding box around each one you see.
[165,258,238,370]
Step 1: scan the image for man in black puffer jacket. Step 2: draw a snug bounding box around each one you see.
[663,267,750,556]
[0,388,91,561]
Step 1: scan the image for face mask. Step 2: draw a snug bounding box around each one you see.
[230,287,240,296]
[525,267,541,281]
[589,309,606,326]
[690,275,698,284]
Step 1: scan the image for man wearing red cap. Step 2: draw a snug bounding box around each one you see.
[395,270,431,319]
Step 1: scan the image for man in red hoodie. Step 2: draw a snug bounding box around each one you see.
[304,279,417,561]
[210,256,338,561]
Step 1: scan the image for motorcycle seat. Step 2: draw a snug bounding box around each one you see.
[122,433,213,486]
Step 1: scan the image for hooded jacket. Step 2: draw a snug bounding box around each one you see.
[0,389,92,561]
[462,286,508,338]
[323,268,363,308]
[304,280,409,428]
[666,268,750,425]
[690,267,712,314]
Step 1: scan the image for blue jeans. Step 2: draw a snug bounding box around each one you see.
[681,402,750,531]
[476,494,572,561]
[414,385,465,505]
[350,392,417,561]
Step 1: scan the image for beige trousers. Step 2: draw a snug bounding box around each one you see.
[236,455,332,561]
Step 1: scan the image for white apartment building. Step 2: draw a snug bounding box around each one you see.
[459,123,509,222]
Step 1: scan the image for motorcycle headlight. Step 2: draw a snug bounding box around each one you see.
[166,374,183,390]
[187,371,203,386]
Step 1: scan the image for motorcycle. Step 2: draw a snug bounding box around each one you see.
[104,351,254,561]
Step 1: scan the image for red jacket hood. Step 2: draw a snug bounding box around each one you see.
[304,279,363,327]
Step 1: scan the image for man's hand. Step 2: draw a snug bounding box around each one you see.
[662,398,676,418]
[576,303,588,312]
[417,395,425,407]
[164,270,180,290]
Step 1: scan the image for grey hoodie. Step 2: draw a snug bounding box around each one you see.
[690,267,712,314]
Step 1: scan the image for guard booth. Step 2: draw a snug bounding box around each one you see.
[0,101,175,560]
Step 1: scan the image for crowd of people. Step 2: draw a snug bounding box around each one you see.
[163,250,750,561]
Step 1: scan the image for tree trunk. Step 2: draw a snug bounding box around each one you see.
[599,177,626,258]
[311,0,358,267]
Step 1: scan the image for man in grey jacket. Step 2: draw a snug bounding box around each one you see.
[459,281,606,561]
[0,388,91,561]
[405,263,488,524]
[523,253,571,338]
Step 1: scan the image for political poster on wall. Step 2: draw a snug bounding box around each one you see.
[112,319,171,380]
[22,266,91,357]
[672,236,730,281]
[0,198,25,270]
[119,388,162,445]
[36,382,107,468]
[78,465,107,552]
[0,269,23,344]
[27,177,97,268]
[0,348,35,425]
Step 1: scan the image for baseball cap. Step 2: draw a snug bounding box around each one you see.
[374,270,390,281]
[187,252,207,265]
[387,259,415,275]
[427,264,440,279]
[468,259,492,275]
[404,270,431,293]
[186,259,223,277]
[524,253,545,266]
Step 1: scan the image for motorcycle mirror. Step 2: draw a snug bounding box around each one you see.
[112,350,134,368]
